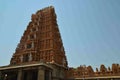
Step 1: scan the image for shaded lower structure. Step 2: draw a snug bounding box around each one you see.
[0,62,66,80]
[0,63,51,80]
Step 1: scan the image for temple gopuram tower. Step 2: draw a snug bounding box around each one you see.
[0,6,68,80]
[10,6,67,67]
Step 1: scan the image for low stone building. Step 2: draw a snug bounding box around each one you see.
[66,64,120,80]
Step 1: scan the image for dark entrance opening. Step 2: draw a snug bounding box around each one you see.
[2,70,18,80]
[45,70,51,80]
[23,69,38,80]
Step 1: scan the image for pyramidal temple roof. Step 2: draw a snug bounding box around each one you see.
[10,6,68,67]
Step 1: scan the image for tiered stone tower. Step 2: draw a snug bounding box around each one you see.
[0,6,68,80]
[10,6,68,67]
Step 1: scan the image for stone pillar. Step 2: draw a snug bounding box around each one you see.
[49,71,52,80]
[17,69,22,80]
[37,66,45,80]
[0,71,2,80]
